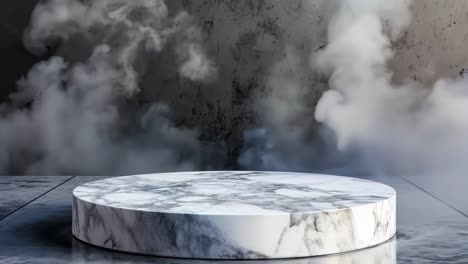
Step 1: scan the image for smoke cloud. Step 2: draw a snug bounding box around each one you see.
[242,0,468,178]
[314,0,468,177]
[0,0,220,175]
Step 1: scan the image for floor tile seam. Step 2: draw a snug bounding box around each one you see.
[398,175,468,219]
[0,176,76,222]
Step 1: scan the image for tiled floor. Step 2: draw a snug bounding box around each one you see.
[0,175,467,264]
[402,174,468,217]
[0,176,71,219]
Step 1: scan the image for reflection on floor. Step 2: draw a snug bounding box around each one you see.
[0,175,467,263]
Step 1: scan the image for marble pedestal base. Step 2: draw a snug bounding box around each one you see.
[72,171,396,259]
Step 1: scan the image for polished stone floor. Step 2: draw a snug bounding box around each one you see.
[0,174,467,264]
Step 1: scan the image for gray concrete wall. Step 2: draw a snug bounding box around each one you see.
[393,1,468,84]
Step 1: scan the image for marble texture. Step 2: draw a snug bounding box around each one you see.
[72,171,396,259]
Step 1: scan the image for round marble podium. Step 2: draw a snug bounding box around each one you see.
[72,171,396,259]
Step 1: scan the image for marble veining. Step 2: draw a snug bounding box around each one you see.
[72,171,396,259]
[73,171,394,214]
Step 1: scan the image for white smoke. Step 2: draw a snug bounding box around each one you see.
[315,0,468,177]
[177,43,217,82]
[0,0,219,175]
[24,0,216,86]
[241,0,468,178]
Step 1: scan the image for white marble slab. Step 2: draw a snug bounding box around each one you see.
[72,171,396,259]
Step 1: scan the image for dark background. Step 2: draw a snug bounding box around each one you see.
[0,1,41,100]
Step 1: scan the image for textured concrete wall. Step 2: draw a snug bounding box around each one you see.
[2,0,468,163]
[164,0,333,160]
[393,1,468,84]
